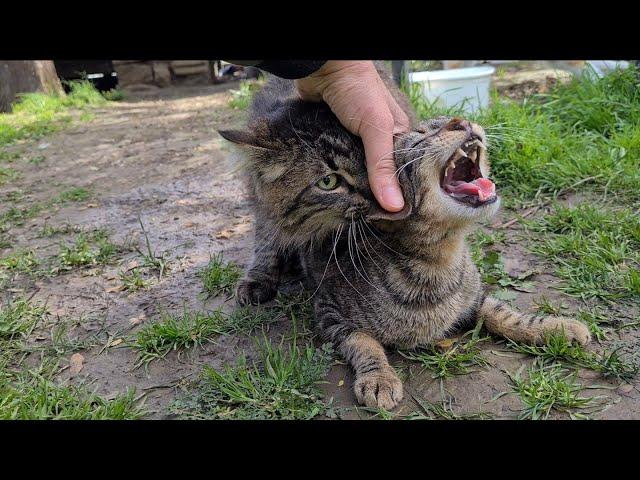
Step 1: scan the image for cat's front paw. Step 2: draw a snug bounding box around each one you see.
[354,368,403,410]
[542,317,591,346]
[235,278,277,305]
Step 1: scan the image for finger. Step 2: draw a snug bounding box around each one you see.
[385,92,412,134]
[359,112,405,212]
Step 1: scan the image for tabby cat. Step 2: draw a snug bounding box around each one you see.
[219,70,590,410]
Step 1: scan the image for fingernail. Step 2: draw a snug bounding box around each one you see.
[382,185,405,210]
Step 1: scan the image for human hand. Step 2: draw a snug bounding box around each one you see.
[295,61,410,212]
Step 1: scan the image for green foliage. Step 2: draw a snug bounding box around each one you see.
[228,80,262,110]
[527,204,640,299]
[171,337,333,419]
[507,360,607,420]
[198,253,242,298]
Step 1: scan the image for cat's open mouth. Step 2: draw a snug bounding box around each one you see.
[440,137,497,208]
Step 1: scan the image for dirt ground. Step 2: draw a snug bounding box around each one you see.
[2,82,639,419]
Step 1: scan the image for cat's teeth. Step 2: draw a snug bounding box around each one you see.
[469,149,478,162]
[445,163,455,178]
[456,148,468,158]
[477,140,487,150]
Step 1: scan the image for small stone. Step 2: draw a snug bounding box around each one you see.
[618,383,634,394]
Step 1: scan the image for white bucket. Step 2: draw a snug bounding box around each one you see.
[408,66,496,114]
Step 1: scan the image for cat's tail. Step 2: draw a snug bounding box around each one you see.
[479,296,591,345]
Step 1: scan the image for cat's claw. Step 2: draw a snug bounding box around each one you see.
[235,278,277,306]
[354,368,403,410]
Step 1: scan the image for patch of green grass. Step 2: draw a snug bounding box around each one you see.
[171,336,333,420]
[57,230,119,269]
[228,80,262,110]
[0,370,143,420]
[527,203,640,300]
[135,217,169,279]
[103,88,125,101]
[468,230,535,294]
[198,253,242,298]
[119,268,150,292]
[0,297,48,340]
[408,394,493,420]
[0,166,19,185]
[507,360,607,420]
[3,190,25,203]
[0,203,45,230]
[49,325,89,357]
[56,186,90,203]
[576,307,614,342]
[131,308,227,368]
[29,155,46,165]
[507,332,638,381]
[0,151,21,163]
[38,222,78,238]
[532,296,567,316]
[399,333,489,379]
[224,305,281,335]
[536,66,640,137]
[0,249,39,274]
[0,80,109,147]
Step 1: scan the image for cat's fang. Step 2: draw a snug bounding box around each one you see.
[456,148,468,158]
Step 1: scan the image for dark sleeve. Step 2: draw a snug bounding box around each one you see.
[226,60,327,79]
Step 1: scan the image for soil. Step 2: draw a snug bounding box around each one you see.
[2,82,638,419]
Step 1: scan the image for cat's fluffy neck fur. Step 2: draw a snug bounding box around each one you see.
[378,216,470,269]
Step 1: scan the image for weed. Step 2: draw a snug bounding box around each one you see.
[228,80,261,110]
[408,393,493,420]
[56,186,90,203]
[103,89,125,102]
[527,203,640,300]
[0,249,39,275]
[131,308,226,368]
[135,217,169,279]
[507,360,607,420]
[0,370,143,420]
[533,296,567,316]
[399,333,489,379]
[198,253,242,298]
[58,231,119,269]
[171,337,333,420]
[0,80,108,147]
[0,297,48,340]
[0,166,19,185]
[507,332,638,381]
[224,305,281,335]
[119,268,150,292]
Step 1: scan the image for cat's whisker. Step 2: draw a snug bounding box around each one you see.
[362,220,407,258]
[306,224,344,301]
[356,220,385,271]
[348,216,380,290]
[330,227,371,303]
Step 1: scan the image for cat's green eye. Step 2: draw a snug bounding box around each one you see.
[317,174,340,191]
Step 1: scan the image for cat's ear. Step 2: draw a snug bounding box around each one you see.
[218,129,272,150]
[367,201,412,222]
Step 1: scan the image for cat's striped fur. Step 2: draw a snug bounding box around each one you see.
[219,67,590,409]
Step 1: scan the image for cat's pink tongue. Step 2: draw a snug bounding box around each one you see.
[446,178,496,201]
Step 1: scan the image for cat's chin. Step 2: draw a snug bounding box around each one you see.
[450,194,501,223]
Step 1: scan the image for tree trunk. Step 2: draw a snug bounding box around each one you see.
[0,60,64,113]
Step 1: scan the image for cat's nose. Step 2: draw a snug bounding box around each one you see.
[443,117,472,134]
